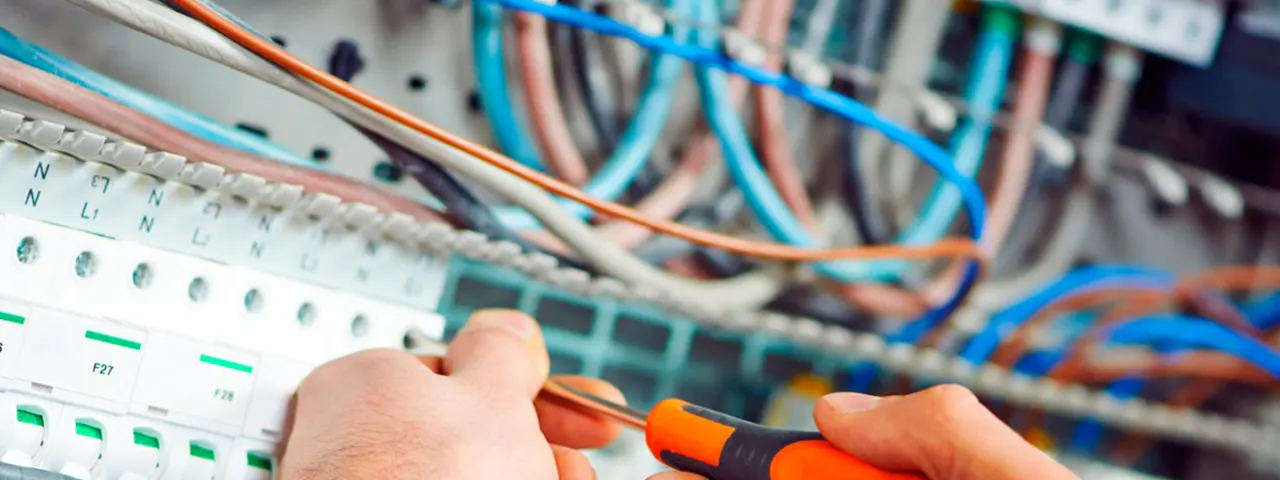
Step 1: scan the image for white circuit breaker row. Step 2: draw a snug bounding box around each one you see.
[986,0,1226,66]
[0,211,445,479]
[0,136,448,478]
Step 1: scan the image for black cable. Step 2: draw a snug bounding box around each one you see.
[326,39,589,271]
[561,0,621,146]
[765,285,876,330]
[557,0,663,202]
[996,46,1094,271]
[839,0,894,246]
[632,190,746,266]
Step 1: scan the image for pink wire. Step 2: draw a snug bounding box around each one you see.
[516,12,591,185]
[751,0,816,229]
[516,0,772,255]
[922,47,1055,304]
[0,55,442,223]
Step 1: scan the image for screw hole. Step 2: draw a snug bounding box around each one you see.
[15,236,38,264]
[74,251,97,278]
[351,314,371,338]
[270,35,288,47]
[296,302,316,326]
[311,146,331,162]
[402,331,417,349]
[407,74,428,92]
[188,277,209,303]
[132,263,152,289]
[244,289,264,313]
[467,90,484,113]
[373,161,404,183]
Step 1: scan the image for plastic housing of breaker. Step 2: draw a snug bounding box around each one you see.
[0,137,448,479]
[984,0,1225,66]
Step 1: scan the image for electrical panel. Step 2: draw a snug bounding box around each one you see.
[2,0,1280,479]
[0,113,446,478]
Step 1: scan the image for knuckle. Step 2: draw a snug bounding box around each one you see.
[918,384,981,422]
[300,349,423,396]
[456,325,527,350]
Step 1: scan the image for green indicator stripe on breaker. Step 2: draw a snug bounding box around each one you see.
[75,422,103,440]
[190,444,216,461]
[247,453,273,471]
[16,409,43,427]
[199,354,253,374]
[134,431,160,449]
[85,330,141,350]
[0,311,24,325]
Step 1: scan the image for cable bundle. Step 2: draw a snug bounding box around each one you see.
[4,0,1279,471]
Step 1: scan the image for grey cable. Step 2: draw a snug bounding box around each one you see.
[858,0,949,219]
[840,0,893,246]
[961,43,1142,315]
[68,0,785,310]
[995,55,1092,271]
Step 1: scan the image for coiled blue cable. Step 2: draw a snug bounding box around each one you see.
[484,0,693,230]
[959,265,1175,365]
[844,265,1173,393]
[1247,292,1280,330]
[473,2,546,170]
[866,10,1018,278]
[484,0,988,345]
[0,26,311,167]
[478,0,989,248]
[1102,315,1280,378]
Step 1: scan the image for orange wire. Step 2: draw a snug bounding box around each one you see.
[174,0,983,264]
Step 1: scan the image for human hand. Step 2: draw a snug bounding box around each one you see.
[650,385,1077,480]
[279,309,625,480]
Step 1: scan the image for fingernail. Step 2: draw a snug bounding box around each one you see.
[467,309,536,339]
[822,392,881,413]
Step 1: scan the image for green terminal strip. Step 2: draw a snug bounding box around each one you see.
[199,354,254,374]
[190,443,216,461]
[16,409,43,427]
[1065,29,1104,65]
[246,453,273,471]
[0,310,25,325]
[84,330,142,350]
[981,4,1022,39]
[133,431,160,449]
[75,422,103,440]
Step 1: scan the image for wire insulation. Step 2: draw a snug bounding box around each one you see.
[173,0,988,266]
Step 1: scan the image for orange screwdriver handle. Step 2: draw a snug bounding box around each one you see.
[645,399,924,480]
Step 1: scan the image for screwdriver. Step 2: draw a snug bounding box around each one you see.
[541,380,924,480]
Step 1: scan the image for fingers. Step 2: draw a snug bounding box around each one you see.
[813,385,1077,480]
[536,375,627,448]
[444,309,551,399]
[552,446,596,480]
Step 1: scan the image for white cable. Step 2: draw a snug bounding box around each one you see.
[860,0,950,221]
[959,41,1142,319]
[63,0,785,310]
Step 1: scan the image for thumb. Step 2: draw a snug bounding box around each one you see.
[814,385,1077,480]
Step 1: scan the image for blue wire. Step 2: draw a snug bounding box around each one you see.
[484,0,988,335]
[959,265,1175,364]
[844,265,1172,393]
[1102,315,1280,378]
[488,0,693,230]
[478,0,989,245]
[865,22,1017,278]
[1246,292,1280,330]
[0,26,312,167]
[674,0,984,382]
[1070,377,1144,454]
[472,2,546,170]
